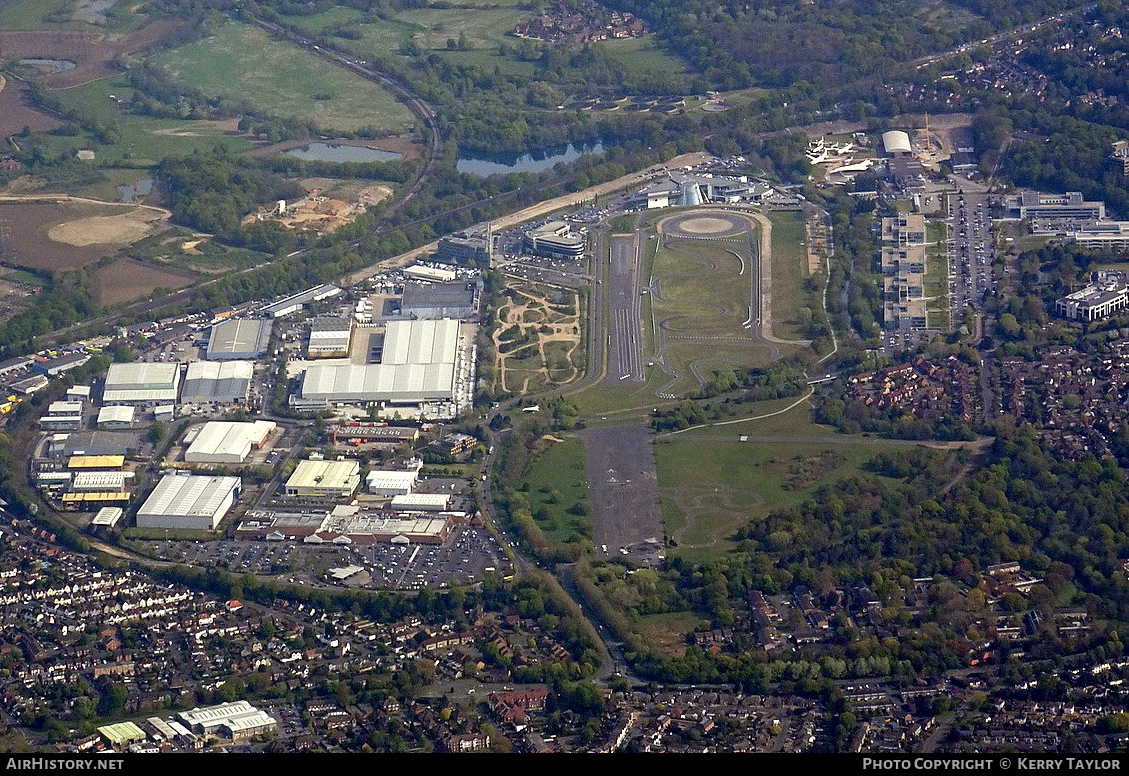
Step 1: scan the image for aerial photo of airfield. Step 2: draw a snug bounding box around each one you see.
[5,0,1129,758]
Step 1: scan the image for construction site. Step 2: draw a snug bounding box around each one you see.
[241,186,389,235]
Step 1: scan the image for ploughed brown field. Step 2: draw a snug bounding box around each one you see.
[0,201,166,270]
[92,257,196,306]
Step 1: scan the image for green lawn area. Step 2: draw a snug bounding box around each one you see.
[654,238,748,333]
[924,219,950,329]
[41,75,254,166]
[655,400,907,559]
[433,48,537,77]
[288,5,530,55]
[153,22,416,134]
[396,6,531,50]
[0,269,47,288]
[661,394,827,439]
[519,436,590,546]
[1016,234,1055,253]
[633,611,707,658]
[569,369,686,420]
[595,35,688,75]
[283,6,364,34]
[768,210,811,341]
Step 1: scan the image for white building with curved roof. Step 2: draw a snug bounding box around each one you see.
[882,130,912,156]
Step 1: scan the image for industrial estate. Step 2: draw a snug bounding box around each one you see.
[5,0,1129,760]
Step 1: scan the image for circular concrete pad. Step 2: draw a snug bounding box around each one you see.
[663,212,748,239]
[679,216,734,234]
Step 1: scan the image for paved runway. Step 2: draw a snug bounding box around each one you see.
[604,233,645,385]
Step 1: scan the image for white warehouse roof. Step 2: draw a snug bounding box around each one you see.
[391,493,451,511]
[300,318,461,404]
[882,130,912,155]
[301,363,455,403]
[382,318,459,365]
[185,420,276,464]
[103,362,180,404]
[286,459,360,495]
[97,405,135,425]
[137,475,240,530]
[366,469,418,495]
[206,319,272,360]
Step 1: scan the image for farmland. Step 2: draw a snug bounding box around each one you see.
[0,200,170,272]
[91,256,196,306]
[0,17,188,138]
[153,22,417,135]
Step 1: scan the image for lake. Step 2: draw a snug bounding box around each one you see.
[283,143,403,163]
[457,140,606,176]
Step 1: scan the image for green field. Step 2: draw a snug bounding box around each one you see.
[767,210,812,341]
[286,6,687,87]
[153,22,416,134]
[651,223,793,391]
[41,75,254,165]
[519,436,590,546]
[595,36,687,76]
[655,399,909,561]
[288,5,530,56]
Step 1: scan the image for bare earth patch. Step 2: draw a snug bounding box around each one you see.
[49,210,164,246]
[358,184,392,206]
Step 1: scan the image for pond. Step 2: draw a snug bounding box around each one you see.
[17,59,76,74]
[117,178,153,203]
[283,143,403,163]
[456,139,607,177]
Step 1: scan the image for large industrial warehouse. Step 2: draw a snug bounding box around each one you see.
[295,319,463,407]
[181,360,254,403]
[103,363,181,405]
[136,475,241,530]
[184,420,277,464]
[205,319,273,361]
[285,459,361,500]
